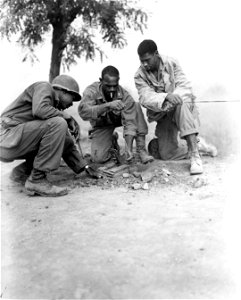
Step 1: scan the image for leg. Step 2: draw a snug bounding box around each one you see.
[16,117,69,196]
[173,102,203,174]
[62,132,87,173]
[1,117,68,172]
[135,102,154,163]
[90,126,116,163]
[154,114,188,160]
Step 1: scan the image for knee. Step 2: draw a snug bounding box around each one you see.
[91,147,109,163]
[51,116,68,128]
[48,116,68,133]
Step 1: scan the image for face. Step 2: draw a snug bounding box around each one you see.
[57,90,75,110]
[101,74,119,101]
[139,51,159,72]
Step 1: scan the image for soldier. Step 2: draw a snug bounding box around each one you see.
[0,75,100,196]
[78,65,154,164]
[134,39,214,175]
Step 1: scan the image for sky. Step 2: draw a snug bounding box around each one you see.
[0,0,240,113]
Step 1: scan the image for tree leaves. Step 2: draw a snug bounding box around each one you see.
[0,0,148,80]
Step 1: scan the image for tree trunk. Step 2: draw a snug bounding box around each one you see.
[49,24,67,82]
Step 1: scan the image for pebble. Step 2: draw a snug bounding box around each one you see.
[141,172,154,182]
[132,183,142,190]
[122,173,130,178]
[192,177,208,188]
[162,168,171,176]
[142,183,149,190]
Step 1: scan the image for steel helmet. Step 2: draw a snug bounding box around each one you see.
[52,74,81,101]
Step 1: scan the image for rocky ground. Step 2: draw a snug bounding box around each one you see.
[1,152,241,299]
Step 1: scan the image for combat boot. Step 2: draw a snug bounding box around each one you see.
[190,151,203,175]
[136,135,154,164]
[25,169,68,197]
[10,161,32,185]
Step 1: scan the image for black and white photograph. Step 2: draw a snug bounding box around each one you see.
[0,0,240,299]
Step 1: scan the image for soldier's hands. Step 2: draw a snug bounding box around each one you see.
[108,100,125,111]
[68,116,80,140]
[85,164,103,179]
[165,93,183,105]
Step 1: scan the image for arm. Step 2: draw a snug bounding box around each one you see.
[32,83,64,119]
[79,86,125,121]
[121,89,137,137]
[78,85,110,121]
[134,71,167,111]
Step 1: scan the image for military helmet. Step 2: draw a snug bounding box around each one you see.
[52,74,81,101]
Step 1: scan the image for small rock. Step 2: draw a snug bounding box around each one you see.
[142,183,149,190]
[192,177,208,188]
[132,183,142,190]
[141,172,154,182]
[162,168,171,176]
[122,173,130,178]
[132,171,141,178]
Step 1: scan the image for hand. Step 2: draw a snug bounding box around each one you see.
[85,164,103,179]
[68,117,80,140]
[165,93,183,105]
[108,100,125,111]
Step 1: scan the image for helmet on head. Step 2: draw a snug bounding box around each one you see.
[52,74,81,101]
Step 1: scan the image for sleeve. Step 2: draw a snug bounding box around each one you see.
[134,71,168,112]
[32,83,63,119]
[121,89,137,136]
[78,86,100,121]
[172,59,195,101]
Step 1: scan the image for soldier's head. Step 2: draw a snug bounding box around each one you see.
[52,74,81,110]
[137,39,160,72]
[100,65,120,101]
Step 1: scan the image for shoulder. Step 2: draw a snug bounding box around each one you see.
[161,55,180,68]
[134,66,145,79]
[118,85,134,101]
[24,82,54,98]
[83,82,99,93]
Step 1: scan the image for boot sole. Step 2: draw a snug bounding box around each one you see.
[25,188,68,197]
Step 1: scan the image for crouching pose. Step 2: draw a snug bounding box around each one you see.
[135,39,217,175]
[0,75,100,197]
[78,65,154,164]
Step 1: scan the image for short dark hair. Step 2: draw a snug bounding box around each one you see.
[101,65,119,78]
[137,39,158,56]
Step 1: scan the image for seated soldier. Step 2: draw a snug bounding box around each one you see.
[134,39,217,175]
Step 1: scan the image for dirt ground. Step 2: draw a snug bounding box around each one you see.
[1,149,241,299]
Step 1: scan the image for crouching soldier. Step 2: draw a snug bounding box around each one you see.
[78,65,154,164]
[0,75,101,197]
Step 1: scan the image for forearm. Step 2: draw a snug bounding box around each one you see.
[79,102,111,121]
[138,89,167,111]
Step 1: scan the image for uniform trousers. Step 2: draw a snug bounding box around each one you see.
[0,117,86,173]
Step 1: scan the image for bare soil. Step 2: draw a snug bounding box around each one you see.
[1,152,241,299]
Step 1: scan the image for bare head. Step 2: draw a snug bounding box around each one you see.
[137,39,160,72]
[100,65,120,100]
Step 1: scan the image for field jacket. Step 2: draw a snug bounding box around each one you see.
[0,82,64,148]
[78,82,137,136]
[134,54,196,122]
